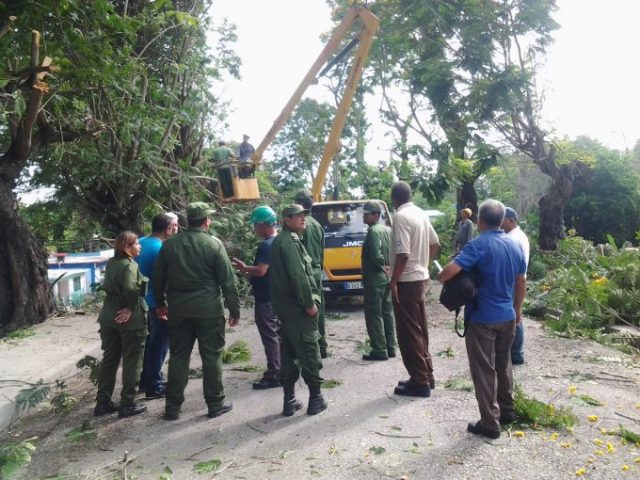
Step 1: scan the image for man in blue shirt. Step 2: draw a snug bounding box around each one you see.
[232,205,281,389]
[136,212,178,398]
[439,199,526,439]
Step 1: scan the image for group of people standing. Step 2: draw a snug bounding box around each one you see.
[93,181,530,441]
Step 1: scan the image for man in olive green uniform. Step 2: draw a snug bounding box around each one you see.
[294,189,327,358]
[361,201,396,361]
[153,202,240,421]
[270,204,327,416]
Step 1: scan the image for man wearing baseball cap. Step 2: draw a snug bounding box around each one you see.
[361,201,396,361]
[232,205,281,389]
[154,202,240,421]
[270,204,327,416]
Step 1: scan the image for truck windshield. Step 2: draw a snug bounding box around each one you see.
[312,204,368,237]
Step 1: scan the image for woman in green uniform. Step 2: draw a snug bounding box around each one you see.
[94,231,149,418]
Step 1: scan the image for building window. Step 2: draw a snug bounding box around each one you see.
[73,276,82,292]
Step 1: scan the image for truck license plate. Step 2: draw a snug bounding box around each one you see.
[344,281,362,290]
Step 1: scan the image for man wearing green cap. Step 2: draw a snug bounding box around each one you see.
[270,204,327,416]
[153,202,240,421]
[232,205,281,389]
[361,201,396,361]
[294,189,327,358]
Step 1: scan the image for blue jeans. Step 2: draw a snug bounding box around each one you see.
[139,310,170,393]
[511,322,525,362]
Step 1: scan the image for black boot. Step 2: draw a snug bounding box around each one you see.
[307,386,328,415]
[282,385,303,417]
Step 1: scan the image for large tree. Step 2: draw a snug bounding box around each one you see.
[0,0,239,334]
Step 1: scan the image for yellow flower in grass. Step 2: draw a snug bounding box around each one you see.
[594,450,604,456]
[592,276,608,286]
[593,439,604,446]
[634,457,640,464]
[588,415,599,422]
[550,432,559,441]
[513,431,525,437]
[600,427,609,434]
[607,442,615,453]
[568,385,577,394]
[560,442,572,448]
[575,468,587,476]
[622,465,630,471]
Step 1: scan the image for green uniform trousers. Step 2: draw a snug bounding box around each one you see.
[96,326,146,407]
[165,316,226,415]
[363,282,396,357]
[313,268,327,353]
[280,315,323,389]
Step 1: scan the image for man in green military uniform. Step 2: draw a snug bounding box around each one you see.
[361,201,396,361]
[270,204,327,416]
[212,140,237,198]
[153,202,240,421]
[294,189,327,358]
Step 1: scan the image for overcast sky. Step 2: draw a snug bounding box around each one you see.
[213,0,640,154]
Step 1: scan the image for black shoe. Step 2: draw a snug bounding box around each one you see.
[163,411,179,421]
[145,389,166,400]
[512,358,525,365]
[387,348,397,358]
[362,353,388,361]
[307,392,327,415]
[282,387,303,417]
[118,403,147,418]
[394,383,431,398]
[208,403,233,418]
[320,350,329,359]
[467,421,500,439]
[252,378,282,390]
[397,378,436,390]
[93,401,119,417]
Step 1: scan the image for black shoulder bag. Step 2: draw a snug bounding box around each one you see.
[439,270,479,337]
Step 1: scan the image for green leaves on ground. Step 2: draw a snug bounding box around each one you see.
[15,382,50,411]
[322,379,343,389]
[514,387,577,430]
[193,459,221,475]
[0,437,37,479]
[76,355,100,386]
[222,340,251,364]
[65,421,96,443]
[443,377,474,392]
[436,347,457,358]
[571,394,604,407]
[368,446,385,455]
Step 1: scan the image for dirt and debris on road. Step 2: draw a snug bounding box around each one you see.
[2,291,639,480]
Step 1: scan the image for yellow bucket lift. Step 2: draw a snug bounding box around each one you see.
[217,5,379,202]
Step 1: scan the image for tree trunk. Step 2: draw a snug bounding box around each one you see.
[457,179,478,218]
[0,179,54,335]
[538,190,567,251]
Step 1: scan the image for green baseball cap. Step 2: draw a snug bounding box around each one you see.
[282,204,310,218]
[363,201,382,214]
[294,188,313,203]
[186,202,215,220]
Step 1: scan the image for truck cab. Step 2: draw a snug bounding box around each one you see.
[311,199,391,296]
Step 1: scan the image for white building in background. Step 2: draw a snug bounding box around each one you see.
[47,249,113,306]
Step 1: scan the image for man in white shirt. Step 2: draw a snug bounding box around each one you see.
[502,207,530,365]
[388,181,440,397]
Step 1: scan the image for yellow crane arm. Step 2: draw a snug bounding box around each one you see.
[251,6,380,200]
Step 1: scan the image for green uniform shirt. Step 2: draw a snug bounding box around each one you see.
[98,257,148,331]
[153,227,240,319]
[300,215,324,274]
[212,146,235,164]
[362,222,392,286]
[270,227,320,317]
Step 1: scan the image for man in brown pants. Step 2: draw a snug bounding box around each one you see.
[388,182,440,398]
[438,199,526,439]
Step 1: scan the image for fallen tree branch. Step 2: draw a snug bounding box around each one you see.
[370,431,421,439]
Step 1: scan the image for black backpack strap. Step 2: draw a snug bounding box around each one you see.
[454,307,467,338]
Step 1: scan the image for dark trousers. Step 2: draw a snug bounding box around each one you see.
[363,282,395,356]
[96,326,146,406]
[393,280,433,386]
[255,302,281,380]
[465,320,516,433]
[280,316,323,389]
[314,269,327,353]
[165,316,226,415]
[139,310,170,393]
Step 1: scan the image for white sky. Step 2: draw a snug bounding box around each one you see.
[213,0,640,154]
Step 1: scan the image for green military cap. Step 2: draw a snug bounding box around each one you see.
[186,202,215,220]
[294,188,313,203]
[363,201,382,214]
[282,204,310,218]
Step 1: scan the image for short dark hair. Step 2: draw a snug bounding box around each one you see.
[478,199,506,228]
[151,213,176,234]
[391,181,412,205]
[187,216,208,228]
